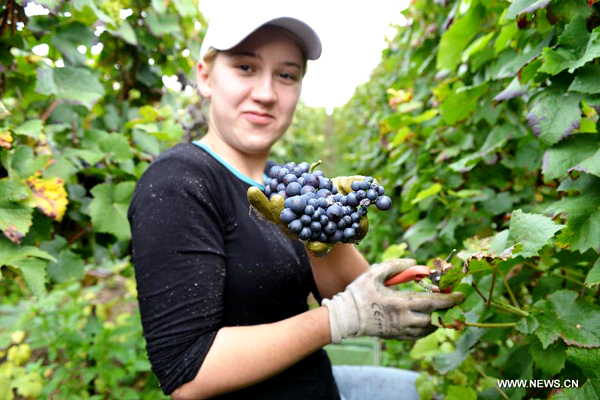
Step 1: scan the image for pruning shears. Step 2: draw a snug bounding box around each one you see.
[384,249,457,293]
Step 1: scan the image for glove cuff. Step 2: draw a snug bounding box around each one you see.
[322,290,360,344]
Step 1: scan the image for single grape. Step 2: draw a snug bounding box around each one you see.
[299,227,311,240]
[300,215,312,226]
[313,170,324,177]
[286,182,302,197]
[264,185,272,197]
[277,191,287,199]
[326,204,343,222]
[292,167,302,177]
[277,168,290,181]
[317,189,332,198]
[319,233,328,242]
[269,165,281,179]
[298,162,310,173]
[324,221,337,235]
[352,222,360,230]
[331,186,338,194]
[269,179,278,192]
[359,181,369,191]
[330,229,344,243]
[277,182,286,192]
[375,196,392,211]
[280,208,297,224]
[283,174,298,185]
[367,189,378,201]
[343,215,352,225]
[320,215,329,226]
[311,221,321,232]
[356,190,366,200]
[304,174,319,187]
[318,198,328,209]
[305,191,317,200]
[311,230,321,240]
[312,208,322,220]
[288,220,303,233]
[350,181,361,191]
[343,228,356,240]
[377,185,385,196]
[289,196,307,214]
[308,198,319,208]
[337,219,347,229]
[305,205,315,215]
[301,185,316,195]
[297,177,306,186]
[345,192,359,207]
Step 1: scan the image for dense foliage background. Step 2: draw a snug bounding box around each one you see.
[1,0,599,398]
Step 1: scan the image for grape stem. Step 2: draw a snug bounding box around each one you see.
[497,267,521,310]
[486,271,497,309]
[309,160,322,173]
[463,321,517,328]
[470,360,510,400]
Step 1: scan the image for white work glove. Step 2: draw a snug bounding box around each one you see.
[322,258,465,343]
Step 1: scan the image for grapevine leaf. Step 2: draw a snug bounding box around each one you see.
[440,83,487,125]
[569,65,600,94]
[495,23,518,54]
[576,148,600,178]
[172,0,197,17]
[10,146,51,179]
[449,124,516,172]
[539,18,600,75]
[433,328,482,374]
[13,120,43,140]
[461,32,495,63]
[40,236,85,283]
[552,380,600,400]
[546,180,600,253]
[504,0,551,21]
[585,258,600,287]
[411,183,442,205]
[446,385,477,400]
[35,65,105,110]
[24,175,69,222]
[534,290,600,349]
[495,31,553,79]
[0,237,55,297]
[107,21,138,46]
[529,340,566,375]
[437,5,483,71]
[98,134,133,162]
[88,182,136,240]
[508,209,565,258]
[526,89,583,146]
[0,178,35,243]
[493,76,530,104]
[516,315,539,334]
[566,347,600,379]
[145,12,181,37]
[542,135,600,181]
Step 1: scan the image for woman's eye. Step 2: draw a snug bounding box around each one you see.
[237,64,253,72]
[279,72,298,81]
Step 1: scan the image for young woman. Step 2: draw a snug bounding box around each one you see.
[128,11,464,400]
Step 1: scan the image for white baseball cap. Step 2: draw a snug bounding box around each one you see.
[199,13,322,61]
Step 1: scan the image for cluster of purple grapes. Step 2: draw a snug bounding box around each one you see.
[264,161,392,243]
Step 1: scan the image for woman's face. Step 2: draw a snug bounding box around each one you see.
[197,26,304,156]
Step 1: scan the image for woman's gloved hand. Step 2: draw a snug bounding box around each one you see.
[322,258,466,343]
[247,175,371,258]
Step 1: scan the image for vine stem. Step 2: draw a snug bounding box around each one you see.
[497,267,520,310]
[490,300,529,317]
[463,321,517,328]
[471,361,510,400]
[14,276,33,299]
[487,271,497,309]
[471,281,487,302]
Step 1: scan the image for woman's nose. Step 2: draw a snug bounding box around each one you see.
[251,74,277,104]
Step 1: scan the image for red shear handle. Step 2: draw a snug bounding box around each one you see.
[385,265,431,286]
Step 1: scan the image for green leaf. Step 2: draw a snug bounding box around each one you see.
[585,258,600,287]
[402,217,437,251]
[40,236,85,283]
[539,18,600,75]
[446,385,477,400]
[494,23,518,54]
[461,32,495,63]
[529,339,566,375]
[50,22,95,65]
[534,290,600,348]
[569,65,600,94]
[566,347,600,379]
[108,21,138,46]
[145,12,181,37]
[508,209,565,258]
[546,180,600,253]
[99,134,133,162]
[516,314,540,334]
[88,182,136,240]
[0,237,55,297]
[449,124,516,172]
[440,83,487,125]
[13,120,43,139]
[35,65,105,110]
[0,178,35,243]
[172,0,197,17]
[542,135,600,181]
[504,0,551,21]
[552,380,600,400]
[10,146,51,179]
[577,149,600,178]
[433,328,482,373]
[411,183,442,205]
[495,31,553,79]
[437,5,483,71]
[526,89,583,146]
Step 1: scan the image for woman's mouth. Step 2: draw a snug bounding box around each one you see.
[243,111,274,125]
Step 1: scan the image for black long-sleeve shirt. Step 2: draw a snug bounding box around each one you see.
[128,142,340,399]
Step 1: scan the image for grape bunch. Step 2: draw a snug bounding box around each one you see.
[263,161,392,244]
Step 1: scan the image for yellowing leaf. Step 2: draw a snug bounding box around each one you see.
[0,131,13,149]
[10,331,25,345]
[24,175,69,222]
